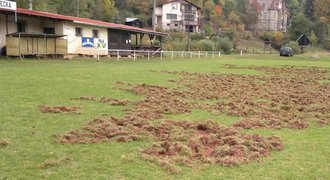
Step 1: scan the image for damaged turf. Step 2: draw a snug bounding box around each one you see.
[53,65,330,172]
[40,105,81,114]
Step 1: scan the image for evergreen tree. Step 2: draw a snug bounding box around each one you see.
[304,0,314,20]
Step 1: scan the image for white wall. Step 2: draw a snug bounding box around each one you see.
[161,2,182,30]
[63,22,108,55]
[0,14,6,49]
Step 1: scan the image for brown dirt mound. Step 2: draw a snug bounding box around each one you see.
[71,96,97,101]
[58,116,282,169]
[100,97,131,106]
[0,138,11,147]
[40,105,81,114]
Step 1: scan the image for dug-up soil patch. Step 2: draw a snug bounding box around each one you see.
[54,65,330,172]
[40,105,81,114]
[157,65,330,128]
[100,97,131,106]
[58,117,282,172]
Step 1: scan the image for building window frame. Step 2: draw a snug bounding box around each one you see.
[17,21,26,33]
[166,13,177,20]
[75,27,82,37]
[172,3,178,10]
[92,29,99,38]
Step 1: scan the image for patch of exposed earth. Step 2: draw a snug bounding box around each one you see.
[40,105,81,114]
[52,65,330,172]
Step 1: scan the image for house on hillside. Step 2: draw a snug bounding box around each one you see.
[249,0,288,32]
[0,7,166,57]
[154,0,201,33]
[125,18,144,28]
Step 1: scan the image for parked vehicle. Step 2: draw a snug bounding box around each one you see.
[280,47,293,56]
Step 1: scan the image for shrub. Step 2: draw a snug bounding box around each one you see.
[199,40,214,51]
[322,39,330,50]
[240,32,252,40]
[259,32,274,41]
[285,41,301,54]
[216,37,233,54]
[202,24,214,36]
[190,33,205,41]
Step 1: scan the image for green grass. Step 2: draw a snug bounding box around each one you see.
[0,54,330,179]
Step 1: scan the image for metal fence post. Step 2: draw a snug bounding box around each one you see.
[117,50,119,61]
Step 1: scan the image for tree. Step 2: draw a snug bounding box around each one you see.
[314,0,330,23]
[309,31,318,45]
[89,0,116,22]
[245,0,262,32]
[304,0,314,20]
[289,13,309,40]
[287,0,303,17]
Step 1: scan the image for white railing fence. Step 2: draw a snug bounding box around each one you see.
[108,49,222,60]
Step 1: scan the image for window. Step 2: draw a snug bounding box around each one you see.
[166,13,177,20]
[183,5,192,12]
[75,27,82,36]
[92,29,99,38]
[44,27,55,34]
[184,15,194,21]
[172,3,177,10]
[17,21,26,33]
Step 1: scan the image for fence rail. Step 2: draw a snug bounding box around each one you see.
[108,49,222,60]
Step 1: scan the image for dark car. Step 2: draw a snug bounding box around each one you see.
[280,47,293,56]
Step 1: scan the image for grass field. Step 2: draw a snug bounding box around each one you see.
[0,54,330,179]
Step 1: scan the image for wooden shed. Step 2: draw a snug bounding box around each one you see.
[6,33,67,57]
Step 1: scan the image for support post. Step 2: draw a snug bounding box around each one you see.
[171,51,174,60]
[117,50,119,61]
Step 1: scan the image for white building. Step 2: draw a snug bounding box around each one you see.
[250,0,288,32]
[155,0,201,33]
[0,7,166,57]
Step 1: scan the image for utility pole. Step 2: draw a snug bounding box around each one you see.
[152,0,156,31]
[29,0,32,10]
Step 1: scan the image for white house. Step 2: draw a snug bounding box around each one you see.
[155,0,201,33]
[250,0,288,32]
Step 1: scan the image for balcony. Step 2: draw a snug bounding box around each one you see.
[183,20,198,26]
[181,10,197,15]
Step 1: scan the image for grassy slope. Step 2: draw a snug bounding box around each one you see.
[0,54,329,179]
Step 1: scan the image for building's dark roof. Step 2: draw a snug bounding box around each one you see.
[0,8,167,36]
[296,34,312,46]
[157,0,201,9]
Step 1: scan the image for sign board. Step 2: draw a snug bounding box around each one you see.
[97,39,106,49]
[82,37,94,48]
[0,0,17,11]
